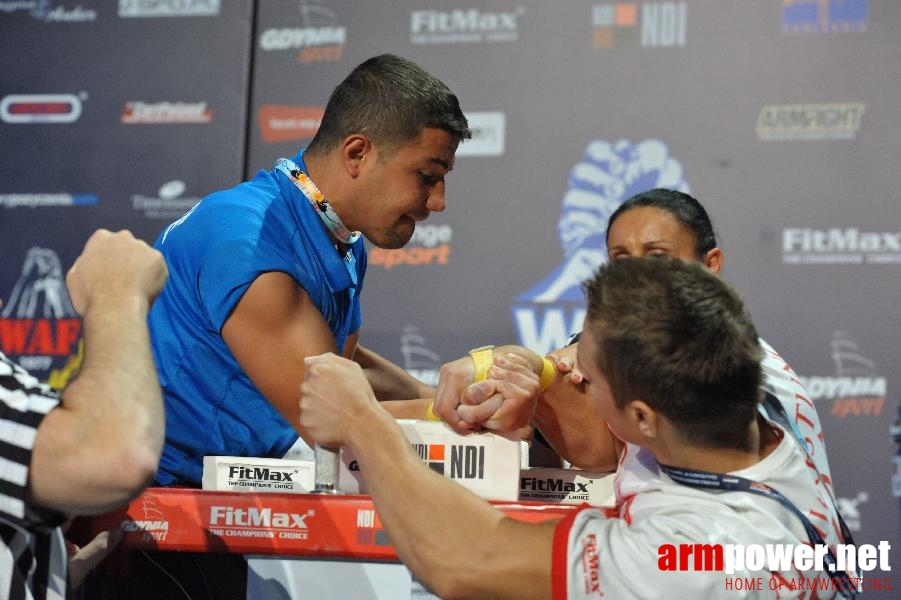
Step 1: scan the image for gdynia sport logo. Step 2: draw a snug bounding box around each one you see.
[657,541,891,593]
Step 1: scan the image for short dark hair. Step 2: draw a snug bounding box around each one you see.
[307,54,471,155]
[583,258,762,451]
[606,189,718,259]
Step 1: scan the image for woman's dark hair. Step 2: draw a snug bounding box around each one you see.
[606,189,718,258]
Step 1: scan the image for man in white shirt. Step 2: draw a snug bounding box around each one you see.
[299,258,854,599]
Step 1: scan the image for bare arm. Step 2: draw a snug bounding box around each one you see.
[300,354,555,600]
[533,343,621,471]
[352,343,435,400]
[28,229,168,516]
[221,271,340,446]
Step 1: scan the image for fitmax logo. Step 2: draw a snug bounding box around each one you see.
[521,477,589,493]
[209,506,310,528]
[227,466,295,482]
[411,8,522,33]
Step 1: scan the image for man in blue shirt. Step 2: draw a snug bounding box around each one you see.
[127,54,469,600]
[148,54,471,487]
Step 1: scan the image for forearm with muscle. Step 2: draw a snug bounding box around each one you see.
[532,383,620,471]
[353,344,435,400]
[29,295,163,515]
[349,406,553,600]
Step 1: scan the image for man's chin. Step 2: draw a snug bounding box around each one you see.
[370,223,414,249]
[370,233,412,250]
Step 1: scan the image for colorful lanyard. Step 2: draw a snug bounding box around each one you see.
[275,157,359,301]
[275,158,361,246]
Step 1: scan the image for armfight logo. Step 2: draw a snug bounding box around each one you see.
[258,0,345,64]
[782,226,901,265]
[1,247,82,380]
[798,331,887,419]
[369,223,453,270]
[756,103,865,141]
[591,2,687,48]
[410,6,524,44]
[512,138,690,355]
[0,0,97,22]
[400,324,441,386]
[782,0,867,34]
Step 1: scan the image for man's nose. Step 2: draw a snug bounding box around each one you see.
[426,183,446,213]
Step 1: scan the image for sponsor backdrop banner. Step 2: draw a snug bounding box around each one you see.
[3,0,899,589]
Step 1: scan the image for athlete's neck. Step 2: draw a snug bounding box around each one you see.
[657,415,780,474]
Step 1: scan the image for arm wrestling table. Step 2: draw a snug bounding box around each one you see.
[81,487,607,599]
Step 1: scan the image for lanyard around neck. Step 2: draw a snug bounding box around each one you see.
[275,157,361,246]
[275,158,359,301]
[658,458,859,596]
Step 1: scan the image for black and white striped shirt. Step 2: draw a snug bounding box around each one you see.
[1,351,67,600]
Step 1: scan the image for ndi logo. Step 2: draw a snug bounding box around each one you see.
[592,2,687,48]
[511,139,690,354]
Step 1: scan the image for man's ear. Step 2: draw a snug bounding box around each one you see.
[627,399,659,440]
[341,135,371,177]
[704,247,724,274]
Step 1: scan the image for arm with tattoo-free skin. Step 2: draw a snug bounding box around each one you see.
[533,343,621,471]
[300,353,555,600]
[28,229,168,516]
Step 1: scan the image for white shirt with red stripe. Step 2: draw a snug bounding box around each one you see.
[552,340,842,599]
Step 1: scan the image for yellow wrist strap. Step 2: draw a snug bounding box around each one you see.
[426,401,441,421]
[539,356,556,391]
[469,345,495,382]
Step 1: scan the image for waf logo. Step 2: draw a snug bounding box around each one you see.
[369,224,452,270]
[512,138,690,355]
[258,105,323,144]
[1,247,81,379]
[798,331,887,419]
[411,443,485,479]
[592,2,686,48]
[782,0,867,34]
[0,94,83,124]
